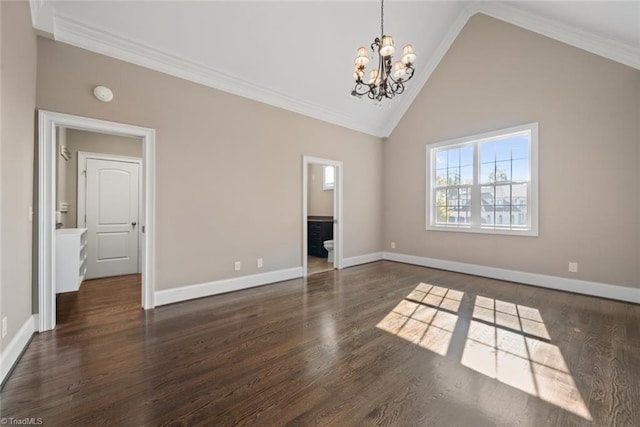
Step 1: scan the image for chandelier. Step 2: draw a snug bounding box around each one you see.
[351,0,416,102]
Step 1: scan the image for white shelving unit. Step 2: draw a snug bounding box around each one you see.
[56,228,88,293]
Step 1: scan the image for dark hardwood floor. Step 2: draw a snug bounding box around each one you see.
[1,261,638,426]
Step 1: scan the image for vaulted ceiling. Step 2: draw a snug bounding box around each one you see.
[30,1,640,137]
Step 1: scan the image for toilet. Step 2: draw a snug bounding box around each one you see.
[323,240,334,263]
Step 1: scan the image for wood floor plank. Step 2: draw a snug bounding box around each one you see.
[1,262,638,426]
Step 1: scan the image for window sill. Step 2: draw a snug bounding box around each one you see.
[426,224,538,237]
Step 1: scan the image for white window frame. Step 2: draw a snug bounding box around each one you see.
[323,165,335,190]
[426,123,539,237]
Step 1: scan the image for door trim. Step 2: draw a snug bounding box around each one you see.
[302,156,343,276]
[77,152,143,275]
[38,110,156,332]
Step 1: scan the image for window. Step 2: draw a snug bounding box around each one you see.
[323,165,335,190]
[427,123,538,236]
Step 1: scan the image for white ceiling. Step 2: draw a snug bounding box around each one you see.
[30,1,640,137]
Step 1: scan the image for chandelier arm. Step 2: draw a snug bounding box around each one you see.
[404,65,415,81]
[388,79,405,95]
[386,66,408,86]
[351,82,372,97]
[383,64,415,97]
[371,38,379,52]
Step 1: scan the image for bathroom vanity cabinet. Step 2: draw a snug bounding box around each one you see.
[307,217,333,258]
[56,228,88,293]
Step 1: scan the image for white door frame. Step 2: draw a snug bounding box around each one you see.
[302,156,343,276]
[77,152,143,274]
[38,110,156,332]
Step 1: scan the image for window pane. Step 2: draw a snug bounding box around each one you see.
[481,186,494,206]
[480,142,496,163]
[435,189,447,207]
[324,166,335,187]
[480,162,495,184]
[494,185,511,206]
[512,159,529,182]
[461,187,471,221]
[435,169,447,186]
[495,161,511,182]
[447,188,458,207]
[447,209,456,224]
[435,150,447,168]
[448,168,460,185]
[460,165,473,185]
[436,206,447,223]
[482,211,495,225]
[459,186,471,204]
[495,139,511,161]
[511,136,529,160]
[512,205,527,226]
[460,145,473,166]
[511,183,527,205]
[447,148,460,167]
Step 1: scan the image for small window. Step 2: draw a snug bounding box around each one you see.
[323,165,335,190]
[427,123,538,236]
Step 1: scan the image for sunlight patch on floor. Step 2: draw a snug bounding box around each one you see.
[377,283,462,356]
[462,296,592,420]
[377,285,592,421]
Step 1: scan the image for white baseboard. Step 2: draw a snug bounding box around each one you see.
[1,315,37,385]
[342,252,384,268]
[383,252,640,304]
[155,267,304,306]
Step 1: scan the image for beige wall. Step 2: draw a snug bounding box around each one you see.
[61,128,142,228]
[384,14,640,289]
[1,0,37,350]
[37,38,383,291]
[308,163,333,217]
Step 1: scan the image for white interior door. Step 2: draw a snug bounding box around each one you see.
[85,158,140,279]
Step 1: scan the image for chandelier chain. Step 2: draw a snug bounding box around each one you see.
[381,0,384,37]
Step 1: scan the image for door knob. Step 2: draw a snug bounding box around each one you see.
[132,222,137,227]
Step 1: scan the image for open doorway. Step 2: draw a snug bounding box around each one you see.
[306,163,334,275]
[302,156,343,276]
[38,111,156,332]
[53,128,143,325]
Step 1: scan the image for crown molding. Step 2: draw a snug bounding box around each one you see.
[51,14,382,137]
[30,1,639,140]
[382,1,640,138]
[474,2,640,71]
[28,0,54,37]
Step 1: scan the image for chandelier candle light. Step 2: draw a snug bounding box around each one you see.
[351,0,416,101]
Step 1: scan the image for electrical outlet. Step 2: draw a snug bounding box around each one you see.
[391,242,396,249]
[234,261,241,271]
[2,317,7,338]
[569,262,578,273]
[257,258,263,268]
